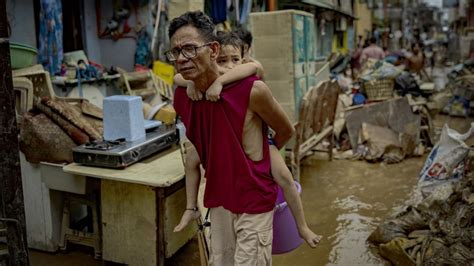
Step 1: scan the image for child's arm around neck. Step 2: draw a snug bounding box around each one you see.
[205,61,265,101]
[174,73,202,101]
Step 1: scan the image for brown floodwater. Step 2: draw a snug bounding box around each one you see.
[272,156,423,266]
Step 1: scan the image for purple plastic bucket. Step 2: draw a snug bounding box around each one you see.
[272,181,304,254]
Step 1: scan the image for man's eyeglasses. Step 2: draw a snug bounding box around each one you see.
[165,43,211,62]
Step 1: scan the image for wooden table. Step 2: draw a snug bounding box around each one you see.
[63,148,196,266]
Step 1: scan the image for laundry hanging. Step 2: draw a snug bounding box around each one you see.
[234,0,240,24]
[38,0,63,75]
[239,0,252,24]
[135,29,151,67]
[210,0,227,23]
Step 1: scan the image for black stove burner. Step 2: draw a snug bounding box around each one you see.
[84,138,126,151]
[72,124,180,168]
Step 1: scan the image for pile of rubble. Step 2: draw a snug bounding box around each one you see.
[330,58,435,163]
[328,58,474,164]
[442,60,474,117]
[368,172,474,265]
[368,124,474,265]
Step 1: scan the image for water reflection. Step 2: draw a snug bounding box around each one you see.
[328,196,384,265]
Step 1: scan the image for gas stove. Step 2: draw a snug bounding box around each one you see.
[72,124,179,168]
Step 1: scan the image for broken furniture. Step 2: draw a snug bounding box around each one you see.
[19,153,88,252]
[345,97,421,160]
[63,149,195,266]
[59,186,101,259]
[289,80,340,180]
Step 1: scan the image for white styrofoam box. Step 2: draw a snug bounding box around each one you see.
[40,162,86,195]
[103,95,145,141]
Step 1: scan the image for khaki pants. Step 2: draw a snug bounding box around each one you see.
[209,207,274,266]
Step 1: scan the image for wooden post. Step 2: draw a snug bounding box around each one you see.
[0,0,29,264]
[267,0,276,11]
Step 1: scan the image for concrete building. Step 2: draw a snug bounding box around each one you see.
[279,0,357,56]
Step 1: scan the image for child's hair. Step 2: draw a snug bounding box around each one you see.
[234,27,253,49]
[216,31,244,58]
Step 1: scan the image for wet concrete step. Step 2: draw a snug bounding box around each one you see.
[0,228,6,237]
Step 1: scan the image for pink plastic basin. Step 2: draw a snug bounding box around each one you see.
[272,181,304,254]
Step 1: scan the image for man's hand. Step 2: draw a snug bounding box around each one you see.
[186,82,203,101]
[206,79,223,102]
[173,210,201,232]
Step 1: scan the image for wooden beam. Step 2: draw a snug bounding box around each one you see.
[0,0,29,264]
[298,126,333,160]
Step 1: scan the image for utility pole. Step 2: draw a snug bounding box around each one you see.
[0,0,30,264]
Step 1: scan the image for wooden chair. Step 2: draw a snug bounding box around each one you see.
[290,79,340,180]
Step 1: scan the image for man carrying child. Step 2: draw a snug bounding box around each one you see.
[168,11,320,265]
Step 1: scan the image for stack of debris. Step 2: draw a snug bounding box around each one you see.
[368,124,474,265]
[368,173,474,265]
[333,97,431,163]
[329,56,461,163]
[442,60,474,117]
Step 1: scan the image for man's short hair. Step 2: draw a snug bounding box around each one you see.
[168,11,217,41]
[217,31,244,57]
[234,27,253,48]
[369,37,376,44]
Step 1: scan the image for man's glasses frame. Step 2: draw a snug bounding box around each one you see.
[165,43,211,62]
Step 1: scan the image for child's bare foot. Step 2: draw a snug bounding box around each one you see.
[299,226,322,248]
[174,210,201,232]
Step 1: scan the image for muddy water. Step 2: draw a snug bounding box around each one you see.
[272,157,424,266]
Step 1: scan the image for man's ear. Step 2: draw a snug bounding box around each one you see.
[209,41,220,61]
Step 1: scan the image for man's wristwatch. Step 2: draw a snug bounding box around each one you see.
[186,207,198,211]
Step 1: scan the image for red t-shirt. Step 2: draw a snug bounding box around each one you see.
[174,76,277,214]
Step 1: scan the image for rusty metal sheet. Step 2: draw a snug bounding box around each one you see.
[345,97,421,151]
